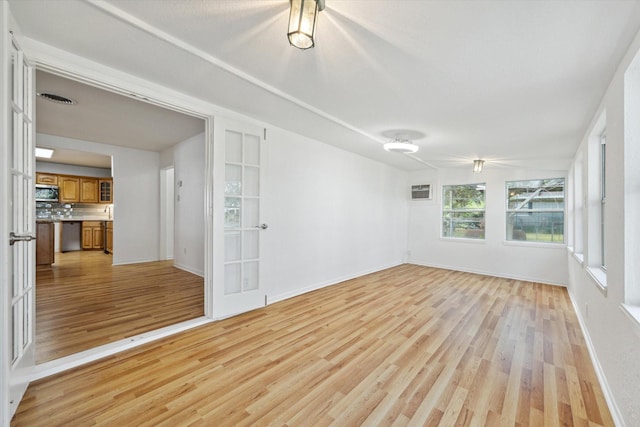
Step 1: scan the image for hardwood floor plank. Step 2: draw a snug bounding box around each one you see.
[36,251,204,363]
[13,265,614,426]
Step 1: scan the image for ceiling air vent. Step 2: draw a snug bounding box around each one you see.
[37,92,76,105]
[411,184,432,200]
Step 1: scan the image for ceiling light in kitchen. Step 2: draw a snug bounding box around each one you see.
[35,147,54,158]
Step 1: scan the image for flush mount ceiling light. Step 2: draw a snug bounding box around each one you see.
[37,92,76,105]
[473,159,485,173]
[383,139,419,154]
[35,147,54,158]
[288,0,325,50]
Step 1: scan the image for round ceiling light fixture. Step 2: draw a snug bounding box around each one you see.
[37,92,76,105]
[381,129,424,154]
[383,138,419,153]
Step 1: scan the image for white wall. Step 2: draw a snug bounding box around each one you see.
[172,133,205,276]
[407,167,569,285]
[36,133,161,265]
[35,161,111,178]
[565,27,640,426]
[262,127,409,303]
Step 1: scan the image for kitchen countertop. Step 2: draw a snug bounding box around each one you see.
[37,217,113,222]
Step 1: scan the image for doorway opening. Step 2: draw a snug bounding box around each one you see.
[34,69,208,365]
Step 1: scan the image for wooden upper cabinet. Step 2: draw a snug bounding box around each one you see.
[99,179,113,203]
[59,176,80,203]
[35,172,58,185]
[80,178,99,203]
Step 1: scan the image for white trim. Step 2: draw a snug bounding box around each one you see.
[438,237,486,244]
[586,266,608,296]
[502,240,566,249]
[620,304,640,340]
[173,263,204,278]
[567,292,624,427]
[269,262,403,304]
[11,317,212,384]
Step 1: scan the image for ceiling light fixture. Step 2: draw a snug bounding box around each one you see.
[383,139,419,154]
[35,147,54,159]
[288,0,325,50]
[473,159,485,173]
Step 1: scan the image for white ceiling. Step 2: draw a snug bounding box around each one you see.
[10,0,640,171]
[35,70,205,167]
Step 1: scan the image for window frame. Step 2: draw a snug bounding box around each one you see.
[505,178,566,244]
[441,183,486,240]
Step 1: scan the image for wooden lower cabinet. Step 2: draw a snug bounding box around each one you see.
[105,221,113,254]
[36,221,55,266]
[82,221,104,250]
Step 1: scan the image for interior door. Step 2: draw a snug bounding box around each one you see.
[6,33,36,417]
[212,118,266,318]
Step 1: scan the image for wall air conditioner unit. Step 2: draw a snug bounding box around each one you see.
[411,184,432,200]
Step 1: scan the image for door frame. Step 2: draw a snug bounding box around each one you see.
[1,33,219,399]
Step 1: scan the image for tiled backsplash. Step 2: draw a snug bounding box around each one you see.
[36,203,113,220]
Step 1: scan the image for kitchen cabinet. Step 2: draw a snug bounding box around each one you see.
[82,221,104,250]
[35,172,58,185]
[105,221,113,254]
[99,179,113,203]
[59,176,80,203]
[36,221,55,266]
[80,178,99,203]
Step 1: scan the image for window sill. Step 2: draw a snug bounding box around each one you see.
[502,240,566,249]
[586,266,607,296]
[620,304,640,339]
[573,252,584,265]
[439,236,486,244]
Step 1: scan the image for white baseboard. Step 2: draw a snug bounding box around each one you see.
[567,291,624,427]
[408,259,567,287]
[268,262,402,305]
[173,263,204,277]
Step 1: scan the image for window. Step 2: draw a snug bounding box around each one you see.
[442,183,485,239]
[586,123,606,284]
[506,178,565,243]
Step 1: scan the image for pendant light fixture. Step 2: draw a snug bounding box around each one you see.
[383,138,419,154]
[288,0,325,50]
[473,159,485,173]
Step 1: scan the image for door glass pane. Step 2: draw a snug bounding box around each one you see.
[225,165,242,195]
[13,112,19,170]
[242,198,259,228]
[243,261,259,291]
[12,305,19,362]
[225,231,241,261]
[224,263,241,295]
[225,130,242,163]
[23,295,29,347]
[243,230,259,260]
[245,134,260,165]
[224,197,241,228]
[244,166,259,197]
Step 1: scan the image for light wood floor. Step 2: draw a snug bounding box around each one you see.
[15,264,612,426]
[35,251,204,363]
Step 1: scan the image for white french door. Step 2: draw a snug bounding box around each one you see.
[212,118,266,318]
[6,33,36,417]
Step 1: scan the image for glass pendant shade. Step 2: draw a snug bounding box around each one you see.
[473,159,485,173]
[383,139,419,153]
[288,0,322,49]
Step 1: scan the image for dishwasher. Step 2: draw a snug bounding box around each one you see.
[61,221,82,252]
